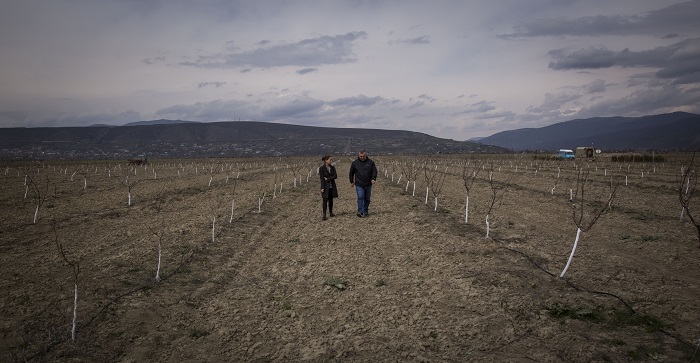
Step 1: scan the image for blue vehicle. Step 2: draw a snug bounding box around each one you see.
[557,149,575,159]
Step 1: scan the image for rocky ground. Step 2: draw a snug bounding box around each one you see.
[1,156,699,362]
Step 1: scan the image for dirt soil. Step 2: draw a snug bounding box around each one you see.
[1,156,699,362]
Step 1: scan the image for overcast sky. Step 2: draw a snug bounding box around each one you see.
[1,0,699,140]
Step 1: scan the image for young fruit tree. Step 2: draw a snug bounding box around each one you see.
[679,154,700,247]
[560,168,618,278]
[423,162,448,211]
[483,162,512,238]
[52,221,80,341]
[113,165,146,206]
[147,180,176,282]
[399,159,421,196]
[26,174,51,224]
[461,158,483,224]
[206,181,226,243]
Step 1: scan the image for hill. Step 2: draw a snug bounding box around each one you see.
[0,121,506,160]
[478,112,700,151]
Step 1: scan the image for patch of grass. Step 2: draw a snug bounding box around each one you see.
[631,213,649,221]
[640,235,660,242]
[627,345,660,360]
[610,310,669,332]
[190,328,209,338]
[296,259,307,266]
[428,331,438,339]
[547,303,605,322]
[375,278,386,287]
[547,302,670,334]
[619,234,631,240]
[282,302,292,310]
[289,237,301,244]
[324,276,348,290]
[606,338,626,346]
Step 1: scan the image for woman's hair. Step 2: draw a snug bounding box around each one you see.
[322,155,331,161]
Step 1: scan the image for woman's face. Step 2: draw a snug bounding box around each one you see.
[325,157,332,165]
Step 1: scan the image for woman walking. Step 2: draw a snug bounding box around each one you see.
[319,155,338,220]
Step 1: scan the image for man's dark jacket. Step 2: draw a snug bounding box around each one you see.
[349,157,378,187]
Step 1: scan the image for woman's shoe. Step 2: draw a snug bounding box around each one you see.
[329,212,335,217]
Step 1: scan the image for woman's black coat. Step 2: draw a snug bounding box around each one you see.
[319,164,338,199]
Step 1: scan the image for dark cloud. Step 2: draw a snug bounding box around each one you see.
[527,92,582,114]
[143,56,166,65]
[418,94,435,101]
[576,82,700,117]
[390,35,430,45]
[262,97,325,118]
[549,38,700,83]
[328,95,387,107]
[198,82,226,88]
[296,68,317,75]
[156,99,255,121]
[586,79,606,93]
[180,31,367,69]
[453,100,516,120]
[500,1,700,38]
[153,93,393,124]
[0,110,143,128]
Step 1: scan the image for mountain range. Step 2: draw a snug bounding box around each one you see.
[2,112,697,160]
[0,121,504,160]
[477,111,700,151]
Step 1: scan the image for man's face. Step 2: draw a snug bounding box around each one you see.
[358,153,367,160]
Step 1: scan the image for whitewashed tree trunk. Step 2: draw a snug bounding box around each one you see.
[412,181,416,196]
[397,175,401,184]
[71,283,78,341]
[24,185,28,199]
[155,242,162,282]
[128,191,132,206]
[405,180,410,192]
[33,205,39,224]
[465,194,469,224]
[425,187,429,205]
[211,216,216,243]
[560,228,582,278]
[258,195,265,213]
[83,177,87,190]
[234,199,236,223]
[485,214,490,238]
[208,176,213,187]
[434,196,438,211]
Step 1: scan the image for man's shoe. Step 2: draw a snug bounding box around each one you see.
[357,213,363,218]
[329,213,335,217]
[322,215,327,220]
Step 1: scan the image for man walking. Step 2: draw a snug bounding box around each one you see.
[349,150,378,217]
